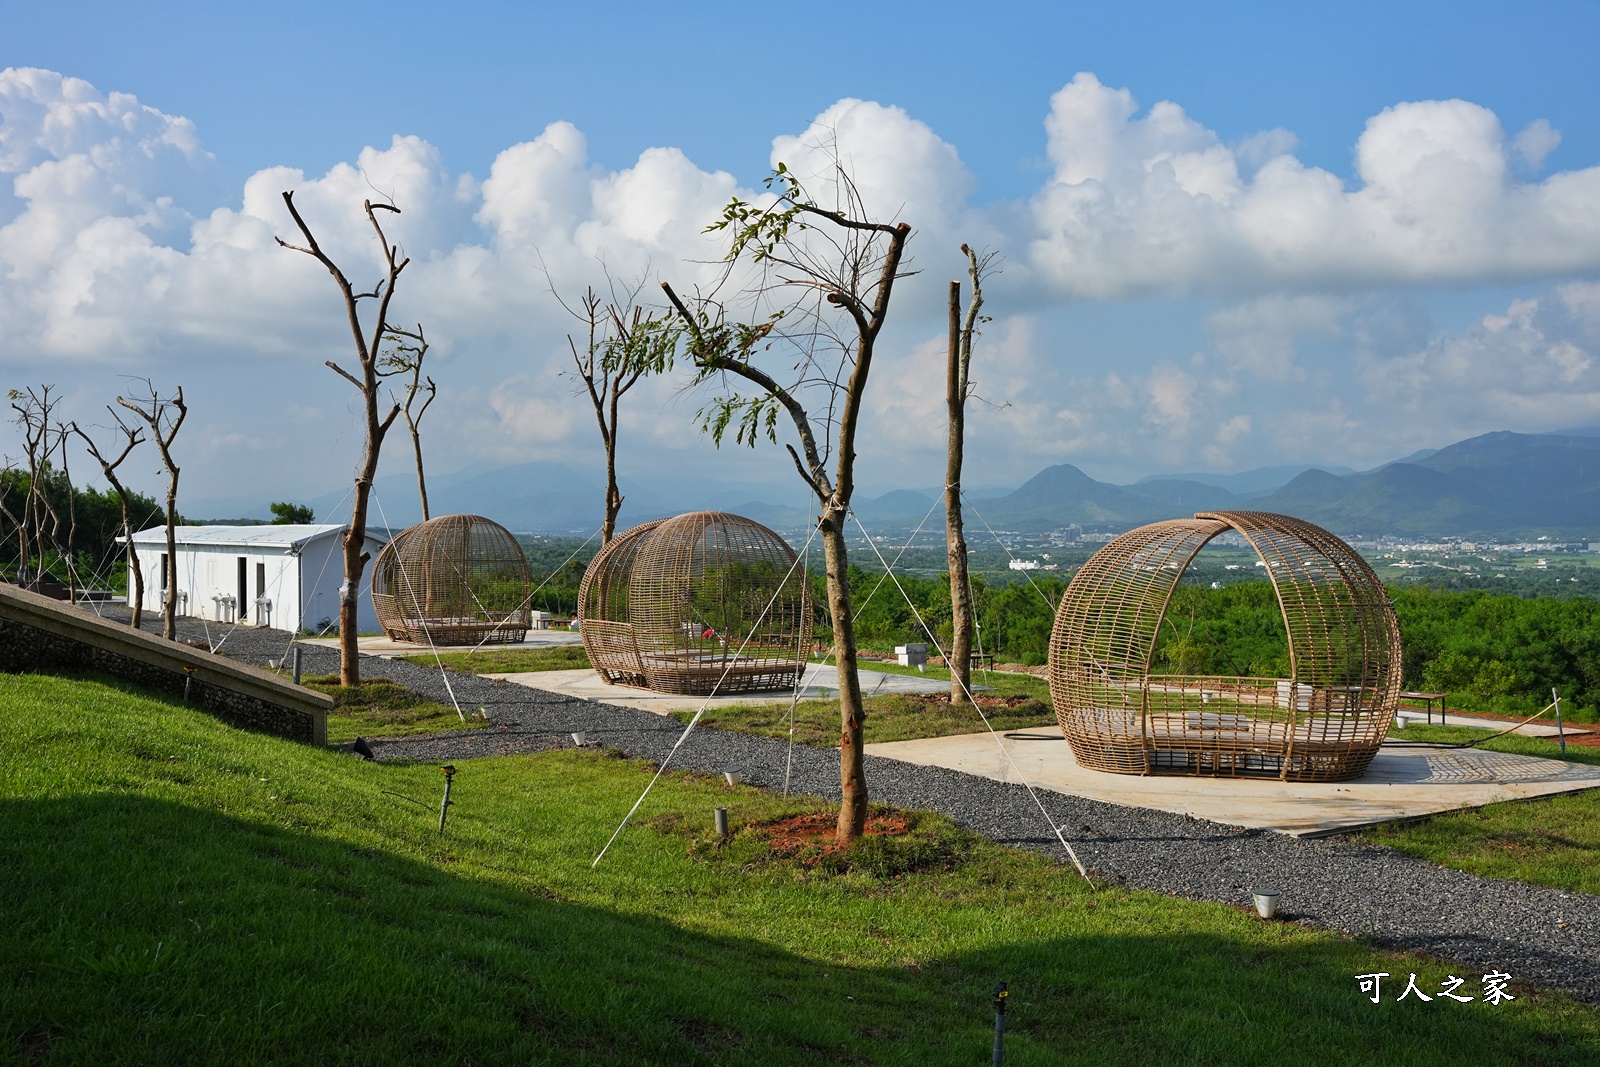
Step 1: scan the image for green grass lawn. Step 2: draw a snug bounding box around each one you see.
[1357,724,1600,896]
[681,659,1056,746]
[5,674,1600,1064]
[300,673,488,744]
[398,644,591,675]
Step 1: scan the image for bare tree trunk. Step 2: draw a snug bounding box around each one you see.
[946,279,972,705]
[384,324,435,523]
[603,387,622,543]
[59,429,77,603]
[820,510,869,839]
[8,386,56,588]
[411,432,430,522]
[118,383,186,640]
[279,192,408,688]
[161,468,179,639]
[75,415,146,628]
[341,444,381,685]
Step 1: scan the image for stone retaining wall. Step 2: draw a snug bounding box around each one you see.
[0,583,330,744]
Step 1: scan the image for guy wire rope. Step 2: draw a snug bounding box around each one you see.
[851,511,1092,882]
[592,520,820,869]
[373,490,467,721]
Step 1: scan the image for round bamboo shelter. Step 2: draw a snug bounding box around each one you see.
[578,511,812,695]
[371,514,532,645]
[1049,511,1400,781]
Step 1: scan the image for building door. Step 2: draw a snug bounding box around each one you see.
[256,562,266,624]
[159,553,168,610]
[238,557,248,623]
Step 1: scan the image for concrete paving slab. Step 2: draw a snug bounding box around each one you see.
[301,630,585,656]
[483,663,975,715]
[864,725,1600,836]
[1392,709,1586,738]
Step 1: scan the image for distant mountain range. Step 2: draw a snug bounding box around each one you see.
[193,427,1600,540]
[971,430,1600,538]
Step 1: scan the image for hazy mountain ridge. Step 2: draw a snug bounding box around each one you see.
[194,429,1600,539]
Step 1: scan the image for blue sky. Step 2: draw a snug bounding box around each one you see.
[5,1,1600,517]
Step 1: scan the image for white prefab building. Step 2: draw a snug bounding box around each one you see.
[126,524,386,634]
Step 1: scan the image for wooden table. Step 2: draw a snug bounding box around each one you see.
[1399,691,1448,724]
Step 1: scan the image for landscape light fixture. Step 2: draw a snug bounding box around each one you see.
[723,768,742,787]
[572,731,588,747]
[992,980,1008,1066]
[714,807,729,839]
[1252,890,1281,919]
[351,736,375,761]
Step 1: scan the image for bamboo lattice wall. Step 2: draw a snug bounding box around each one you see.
[578,511,812,695]
[371,514,532,645]
[1048,511,1400,781]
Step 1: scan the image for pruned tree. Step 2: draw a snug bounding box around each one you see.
[381,323,436,521]
[71,409,147,628]
[54,417,79,603]
[277,191,410,686]
[117,380,187,639]
[7,385,62,590]
[663,160,912,844]
[945,244,998,706]
[558,282,679,543]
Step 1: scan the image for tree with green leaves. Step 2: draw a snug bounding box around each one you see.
[663,160,912,845]
[557,281,678,543]
[270,501,315,525]
[380,324,436,521]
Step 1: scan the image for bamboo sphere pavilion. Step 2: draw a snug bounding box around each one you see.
[578,511,812,695]
[371,514,533,645]
[1048,511,1401,781]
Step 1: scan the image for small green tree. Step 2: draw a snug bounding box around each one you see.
[663,160,912,845]
[555,280,678,543]
[270,501,315,525]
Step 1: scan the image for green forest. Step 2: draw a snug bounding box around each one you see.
[8,496,1597,722]
[0,464,164,591]
[516,535,1600,721]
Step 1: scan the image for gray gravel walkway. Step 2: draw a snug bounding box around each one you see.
[93,611,1600,1002]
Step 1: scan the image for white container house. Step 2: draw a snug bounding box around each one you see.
[125,524,386,634]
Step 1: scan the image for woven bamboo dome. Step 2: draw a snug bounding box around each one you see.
[578,511,812,695]
[371,514,532,645]
[1049,511,1400,781]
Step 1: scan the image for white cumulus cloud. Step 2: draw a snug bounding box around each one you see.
[1028,73,1600,298]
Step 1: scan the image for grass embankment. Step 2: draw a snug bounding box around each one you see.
[679,659,1056,746]
[300,674,487,744]
[1357,723,1600,896]
[398,644,590,675]
[7,673,1600,1062]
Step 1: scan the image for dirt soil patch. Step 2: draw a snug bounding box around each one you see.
[759,811,912,861]
[898,692,1041,712]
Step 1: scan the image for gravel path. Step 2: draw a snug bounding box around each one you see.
[95,611,1600,1002]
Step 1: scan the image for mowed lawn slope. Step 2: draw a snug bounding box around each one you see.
[3,673,1598,1065]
